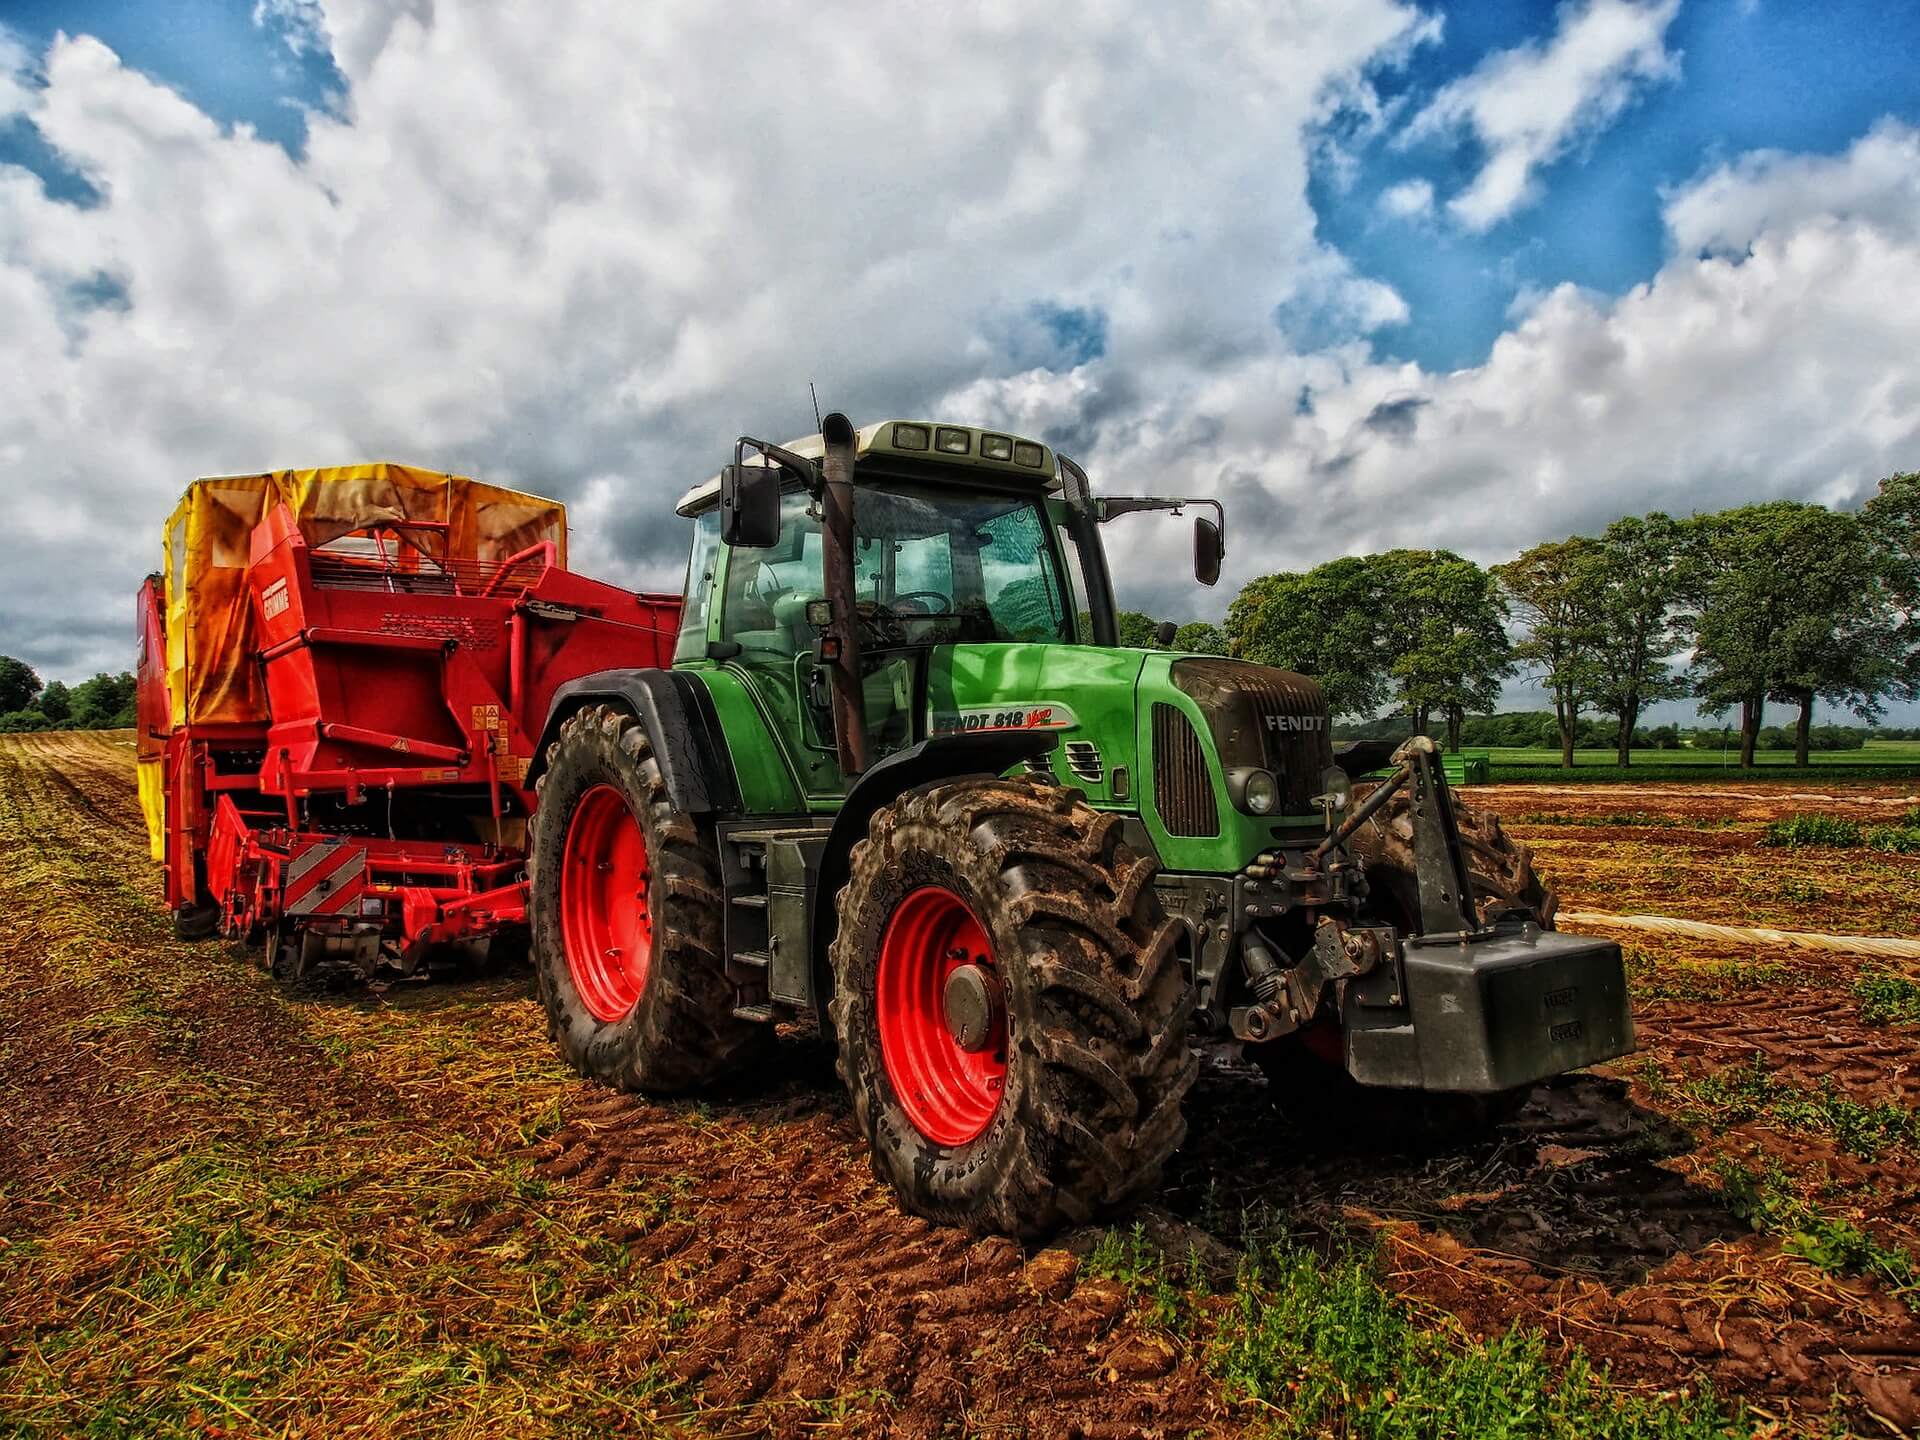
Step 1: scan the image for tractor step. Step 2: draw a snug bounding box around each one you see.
[731,1003,776,1023]
[733,949,770,970]
[729,893,768,910]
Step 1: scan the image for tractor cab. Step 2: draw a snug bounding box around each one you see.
[669,417,1222,805]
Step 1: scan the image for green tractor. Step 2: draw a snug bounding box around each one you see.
[525,413,1632,1235]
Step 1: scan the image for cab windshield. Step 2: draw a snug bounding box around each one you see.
[722,484,1075,649]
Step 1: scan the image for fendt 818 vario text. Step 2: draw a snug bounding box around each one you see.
[143,423,1632,1235]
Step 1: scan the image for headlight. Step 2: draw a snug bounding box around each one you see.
[1238,768,1279,815]
[1317,764,1352,811]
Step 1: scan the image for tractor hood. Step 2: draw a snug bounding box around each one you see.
[920,644,1333,872]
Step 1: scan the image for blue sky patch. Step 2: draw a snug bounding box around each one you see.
[1314,0,1920,371]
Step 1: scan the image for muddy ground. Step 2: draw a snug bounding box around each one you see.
[1,733,1916,1436]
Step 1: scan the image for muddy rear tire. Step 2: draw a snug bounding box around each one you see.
[529,704,768,1092]
[829,775,1195,1237]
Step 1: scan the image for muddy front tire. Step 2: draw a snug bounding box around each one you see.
[1254,784,1547,1145]
[829,775,1195,1237]
[529,704,767,1092]
[1344,782,1557,926]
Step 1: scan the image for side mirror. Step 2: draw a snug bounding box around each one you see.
[1154,620,1178,648]
[720,464,781,548]
[1194,515,1223,587]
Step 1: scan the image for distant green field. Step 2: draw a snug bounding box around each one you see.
[1485,739,1920,767]
[1477,738,1920,784]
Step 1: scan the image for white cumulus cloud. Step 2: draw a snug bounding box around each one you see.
[946,121,1920,637]
[1377,177,1434,220]
[0,0,1428,675]
[1403,0,1681,231]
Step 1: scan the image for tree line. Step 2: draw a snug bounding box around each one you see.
[1151,472,1918,768]
[0,657,137,733]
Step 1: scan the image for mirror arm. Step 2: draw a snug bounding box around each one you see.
[735,436,821,491]
[1096,495,1227,555]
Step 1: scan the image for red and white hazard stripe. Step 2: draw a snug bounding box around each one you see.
[284,841,366,916]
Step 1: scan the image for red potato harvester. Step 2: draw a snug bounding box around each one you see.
[137,464,677,982]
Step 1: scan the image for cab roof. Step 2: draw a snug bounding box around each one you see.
[675,420,1059,516]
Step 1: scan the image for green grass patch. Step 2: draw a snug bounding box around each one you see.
[1715,1158,1917,1303]
[1762,808,1920,853]
[1211,1230,1744,1438]
[1085,1224,1208,1334]
[1622,948,1792,1003]
[1677,1055,1920,1160]
[1487,760,1920,784]
[1761,814,1864,848]
[1854,969,1920,1027]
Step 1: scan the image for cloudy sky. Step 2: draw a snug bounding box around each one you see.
[2,1,1918,724]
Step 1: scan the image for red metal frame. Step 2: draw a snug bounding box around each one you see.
[138,498,680,968]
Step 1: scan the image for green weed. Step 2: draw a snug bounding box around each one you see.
[1210,1230,1743,1438]
[1678,1055,1920,1160]
[1085,1224,1206,1334]
[1762,807,1920,853]
[1854,969,1920,1026]
[1762,815,1863,848]
[1715,1159,1917,1302]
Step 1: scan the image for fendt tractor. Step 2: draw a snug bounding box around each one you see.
[143,422,1632,1236]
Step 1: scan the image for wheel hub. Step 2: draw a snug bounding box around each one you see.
[942,963,1001,1052]
[875,885,1007,1146]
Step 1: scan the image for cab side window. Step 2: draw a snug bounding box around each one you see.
[673,510,722,664]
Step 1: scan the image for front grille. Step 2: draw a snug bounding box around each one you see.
[1153,703,1218,837]
[1169,659,1332,814]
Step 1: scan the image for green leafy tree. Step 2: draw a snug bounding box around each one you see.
[0,655,41,713]
[1865,471,1920,700]
[1171,621,1227,655]
[1225,557,1391,720]
[1590,513,1687,765]
[1684,503,1898,767]
[1114,611,1166,649]
[1378,549,1511,752]
[67,672,138,729]
[37,680,72,724]
[1496,537,1605,769]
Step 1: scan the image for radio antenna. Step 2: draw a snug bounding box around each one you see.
[809,381,823,433]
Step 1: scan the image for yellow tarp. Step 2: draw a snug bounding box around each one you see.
[137,756,166,861]
[163,463,568,727]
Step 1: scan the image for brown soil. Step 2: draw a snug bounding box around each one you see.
[2,739,1917,1435]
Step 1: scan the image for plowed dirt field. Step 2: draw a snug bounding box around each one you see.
[2,732,1916,1437]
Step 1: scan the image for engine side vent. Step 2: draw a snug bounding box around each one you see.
[1063,740,1103,785]
[1152,703,1219,837]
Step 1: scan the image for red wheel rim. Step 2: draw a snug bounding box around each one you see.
[559,784,653,1023]
[876,885,1006,1146]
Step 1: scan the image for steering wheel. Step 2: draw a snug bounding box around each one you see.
[889,590,951,616]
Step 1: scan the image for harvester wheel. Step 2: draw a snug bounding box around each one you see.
[829,775,1195,1237]
[1251,784,1549,1146]
[173,902,222,942]
[529,704,767,1092]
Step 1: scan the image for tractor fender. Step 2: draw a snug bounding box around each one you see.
[528,668,739,815]
[807,730,1059,1012]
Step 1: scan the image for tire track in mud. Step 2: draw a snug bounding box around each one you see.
[512,1068,1224,1437]
[1643,997,1920,1108]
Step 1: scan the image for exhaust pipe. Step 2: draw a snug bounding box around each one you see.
[819,412,870,775]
